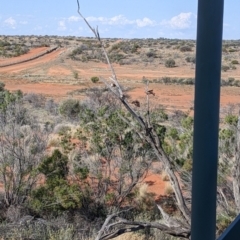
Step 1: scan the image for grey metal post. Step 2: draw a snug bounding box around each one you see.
[191,0,224,239]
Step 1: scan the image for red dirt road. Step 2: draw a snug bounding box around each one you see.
[0,47,64,73]
[0,47,239,112]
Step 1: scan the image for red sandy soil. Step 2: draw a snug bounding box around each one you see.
[144,173,167,197]
[3,81,240,114]
[1,58,239,113]
[0,47,239,198]
[4,82,85,98]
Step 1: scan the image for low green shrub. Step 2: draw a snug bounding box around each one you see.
[185,56,196,63]
[59,99,81,120]
[221,65,230,72]
[224,114,238,126]
[30,150,83,215]
[231,60,239,64]
[179,45,192,52]
[165,59,176,68]
[91,76,99,83]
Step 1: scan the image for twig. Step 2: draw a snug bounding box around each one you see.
[95,207,133,240]
[77,0,123,98]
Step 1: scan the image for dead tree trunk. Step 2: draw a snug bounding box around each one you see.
[76,1,191,238]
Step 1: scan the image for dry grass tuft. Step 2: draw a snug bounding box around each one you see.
[47,137,60,148]
[162,171,170,181]
[164,182,174,195]
[138,183,149,199]
[114,232,151,240]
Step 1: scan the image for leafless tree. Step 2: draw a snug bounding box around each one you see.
[76,1,191,239]
[0,99,48,206]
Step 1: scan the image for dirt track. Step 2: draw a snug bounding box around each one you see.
[0,46,58,68]
[0,47,64,73]
[0,46,239,113]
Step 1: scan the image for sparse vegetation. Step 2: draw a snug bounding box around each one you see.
[0,30,240,240]
[231,60,239,64]
[30,149,83,215]
[165,58,176,68]
[221,65,230,72]
[185,56,196,63]
[0,39,30,57]
[179,45,192,52]
[59,99,81,120]
[91,76,99,83]
[73,71,79,79]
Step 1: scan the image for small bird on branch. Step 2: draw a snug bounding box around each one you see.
[110,83,116,87]
[146,127,153,136]
[131,100,140,107]
[145,89,155,96]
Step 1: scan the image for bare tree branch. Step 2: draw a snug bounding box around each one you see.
[95,207,134,240]
[76,1,191,238]
[100,220,190,240]
[77,1,123,98]
[94,207,190,240]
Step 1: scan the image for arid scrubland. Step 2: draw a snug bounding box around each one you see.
[0,35,240,239]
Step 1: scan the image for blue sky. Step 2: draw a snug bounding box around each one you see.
[0,0,239,39]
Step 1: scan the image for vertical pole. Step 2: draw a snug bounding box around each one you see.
[191,0,224,239]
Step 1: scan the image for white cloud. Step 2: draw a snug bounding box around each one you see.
[86,15,131,25]
[68,16,80,22]
[108,15,131,25]
[4,17,16,29]
[86,15,155,28]
[162,12,195,29]
[136,17,155,27]
[58,20,66,31]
